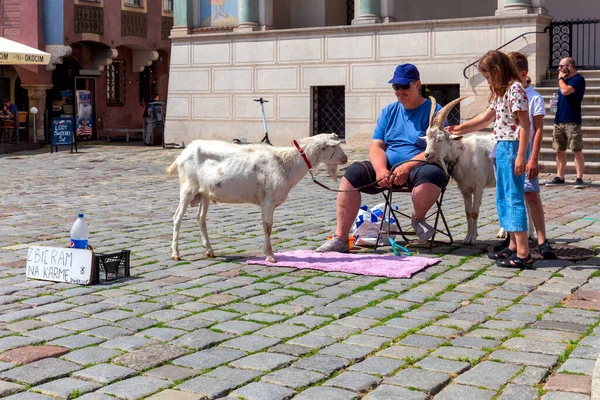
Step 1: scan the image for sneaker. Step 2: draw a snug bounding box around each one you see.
[411,218,435,241]
[538,240,557,260]
[316,236,349,253]
[545,177,565,186]
[574,178,586,189]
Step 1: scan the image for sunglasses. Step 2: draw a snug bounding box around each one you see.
[392,82,414,91]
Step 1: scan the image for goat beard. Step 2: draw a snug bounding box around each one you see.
[326,164,339,182]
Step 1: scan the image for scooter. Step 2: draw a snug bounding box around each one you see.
[233,97,272,145]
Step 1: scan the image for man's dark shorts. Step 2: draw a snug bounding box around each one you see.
[344,161,447,195]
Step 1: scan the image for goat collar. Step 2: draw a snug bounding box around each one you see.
[293,140,313,171]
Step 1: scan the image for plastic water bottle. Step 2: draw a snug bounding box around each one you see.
[70,214,89,249]
[550,93,558,113]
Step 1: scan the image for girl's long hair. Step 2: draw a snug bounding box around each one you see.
[478,50,521,103]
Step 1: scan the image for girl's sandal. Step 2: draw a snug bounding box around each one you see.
[496,253,534,269]
[487,248,514,260]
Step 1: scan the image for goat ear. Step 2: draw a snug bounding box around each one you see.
[449,134,463,141]
[330,133,339,140]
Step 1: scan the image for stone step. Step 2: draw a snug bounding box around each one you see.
[540,77,600,87]
[542,125,600,134]
[539,147,600,159]
[543,115,600,126]
[539,159,600,174]
[535,87,600,99]
[541,136,600,149]
[545,70,600,79]
[541,104,600,115]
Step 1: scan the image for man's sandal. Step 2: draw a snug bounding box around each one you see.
[496,253,534,268]
[487,248,514,260]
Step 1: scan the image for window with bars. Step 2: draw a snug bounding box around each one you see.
[347,0,354,25]
[163,0,173,12]
[124,0,142,7]
[312,86,345,139]
[106,60,126,106]
[421,84,461,125]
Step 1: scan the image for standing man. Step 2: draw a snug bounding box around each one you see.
[2,99,18,141]
[546,57,586,188]
[143,94,159,146]
[316,64,447,253]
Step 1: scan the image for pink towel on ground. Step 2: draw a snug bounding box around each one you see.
[247,250,440,278]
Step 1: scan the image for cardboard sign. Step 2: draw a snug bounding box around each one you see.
[26,246,93,285]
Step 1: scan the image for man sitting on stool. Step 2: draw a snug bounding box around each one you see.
[317,64,447,253]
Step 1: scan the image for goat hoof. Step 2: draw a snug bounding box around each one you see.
[463,237,477,246]
[265,256,276,263]
[171,255,181,261]
[206,249,215,257]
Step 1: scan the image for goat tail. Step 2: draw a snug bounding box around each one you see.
[166,162,178,176]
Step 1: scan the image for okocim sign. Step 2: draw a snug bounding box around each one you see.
[0,37,50,65]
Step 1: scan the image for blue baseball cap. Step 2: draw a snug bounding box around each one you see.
[388,63,420,85]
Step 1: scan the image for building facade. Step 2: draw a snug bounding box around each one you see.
[0,0,173,149]
[165,0,599,148]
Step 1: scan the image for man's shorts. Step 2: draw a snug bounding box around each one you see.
[552,122,583,152]
[343,160,447,195]
[524,175,539,193]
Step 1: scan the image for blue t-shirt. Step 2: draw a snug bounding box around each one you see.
[2,103,17,120]
[555,73,585,125]
[373,98,443,168]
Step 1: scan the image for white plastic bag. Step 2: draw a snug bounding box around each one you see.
[350,203,397,247]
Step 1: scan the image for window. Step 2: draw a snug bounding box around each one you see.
[106,60,125,106]
[124,0,142,6]
[163,0,173,12]
[421,84,461,125]
[312,86,345,139]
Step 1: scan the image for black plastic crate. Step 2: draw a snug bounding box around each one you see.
[93,250,130,283]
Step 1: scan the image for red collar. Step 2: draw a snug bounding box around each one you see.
[293,140,313,171]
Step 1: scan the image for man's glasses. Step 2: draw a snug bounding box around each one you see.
[558,64,568,68]
[392,81,414,91]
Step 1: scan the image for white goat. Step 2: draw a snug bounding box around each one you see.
[422,97,496,245]
[167,133,348,263]
[423,96,534,245]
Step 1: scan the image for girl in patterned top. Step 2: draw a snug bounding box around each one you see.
[447,50,532,268]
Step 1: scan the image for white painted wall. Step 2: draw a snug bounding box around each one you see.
[166,13,551,149]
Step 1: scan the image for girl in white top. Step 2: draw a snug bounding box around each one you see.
[447,50,532,268]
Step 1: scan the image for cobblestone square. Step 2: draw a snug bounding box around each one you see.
[0,145,599,398]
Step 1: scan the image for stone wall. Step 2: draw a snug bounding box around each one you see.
[165,13,551,148]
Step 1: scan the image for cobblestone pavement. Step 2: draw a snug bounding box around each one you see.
[1,142,600,400]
